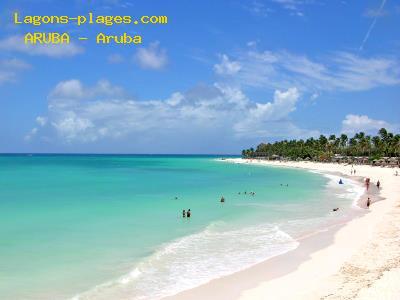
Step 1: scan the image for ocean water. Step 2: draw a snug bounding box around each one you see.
[0,155,363,300]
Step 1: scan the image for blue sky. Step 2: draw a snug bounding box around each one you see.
[0,0,399,153]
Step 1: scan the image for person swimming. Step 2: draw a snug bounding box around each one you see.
[187,209,191,218]
[333,208,339,212]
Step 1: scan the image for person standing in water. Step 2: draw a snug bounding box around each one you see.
[220,196,225,203]
[187,209,191,218]
[377,180,381,189]
[367,197,371,208]
[182,209,186,218]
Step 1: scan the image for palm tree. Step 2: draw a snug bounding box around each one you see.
[379,128,389,156]
[393,134,400,157]
[379,128,388,141]
[340,134,348,148]
[339,134,348,155]
[349,137,357,155]
[358,136,369,156]
[372,136,381,156]
[242,128,398,162]
[319,135,328,152]
[328,134,336,155]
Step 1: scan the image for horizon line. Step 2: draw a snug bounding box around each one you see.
[0,152,241,156]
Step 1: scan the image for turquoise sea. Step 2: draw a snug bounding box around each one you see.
[0,155,363,300]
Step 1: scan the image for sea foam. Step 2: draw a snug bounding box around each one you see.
[72,222,298,300]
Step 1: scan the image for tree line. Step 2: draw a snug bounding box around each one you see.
[242,128,400,161]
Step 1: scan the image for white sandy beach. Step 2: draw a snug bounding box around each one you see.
[166,159,400,300]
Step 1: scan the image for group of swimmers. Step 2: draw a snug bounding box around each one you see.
[238,191,256,196]
[182,209,191,218]
[181,191,257,218]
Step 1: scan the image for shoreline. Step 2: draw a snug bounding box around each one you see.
[165,159,400,300]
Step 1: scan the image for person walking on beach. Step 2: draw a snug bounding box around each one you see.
[187,209,191,218]
[367,197,371,208]
[182,209,186,218]
[365,178,370,190]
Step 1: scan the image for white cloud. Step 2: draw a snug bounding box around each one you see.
[359,0,387,51]
[36,116,48,126]
[0,35,84,58]
[107,53,124,64]
[214,55,242,75]
[214,49,400,92]
[26,80,314,145]
[166,92,184,106]
[24,127,38,141]
[50,79,124,103]
[310,92,319,101]
[245,0,315,17]
[364,8,388,18]
[0,58,31,85]
[134,42,168,70]
[341,114,398,135]
[51,79,85,99]
[234,87,301,137]
[330,52,399,90]
[247,40,258,47]
[245,1,273,17]
[270,0,315,16]
[52,113,95,142]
